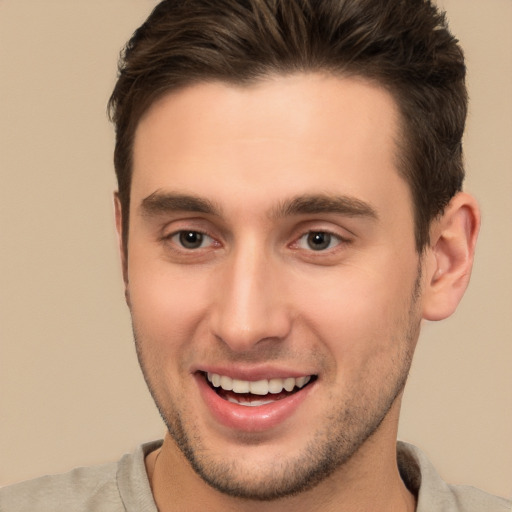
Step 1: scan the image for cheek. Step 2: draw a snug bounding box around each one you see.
[291,255,419,358]
[127,257,212,347]
[127,265,212,404]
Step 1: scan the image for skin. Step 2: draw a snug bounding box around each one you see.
[116,73,479,511]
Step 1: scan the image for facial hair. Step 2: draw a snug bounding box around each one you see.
[133,267,422,501]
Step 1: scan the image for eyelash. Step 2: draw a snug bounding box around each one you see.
[162,228,350,257]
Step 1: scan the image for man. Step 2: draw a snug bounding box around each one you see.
[1,0,510,511]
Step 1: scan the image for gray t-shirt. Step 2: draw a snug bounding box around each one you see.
[1,441,510,511]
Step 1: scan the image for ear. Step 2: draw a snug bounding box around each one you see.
[114,192,129,290]
[422,192,480,321]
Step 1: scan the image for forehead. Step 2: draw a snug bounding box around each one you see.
[131,73,411,220]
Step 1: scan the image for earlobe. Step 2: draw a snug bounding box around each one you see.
[114,192,130,292]
[422,192,480,321]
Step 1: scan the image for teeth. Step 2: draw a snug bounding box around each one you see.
[232,379,250,393]
[283,377,295,392]
[211,373,221,387]
[296,376,310,388]
[249,379,269,395]
[227,397,275,406]
[268,378,283,394]
[206,373,312,395]
[220,375,233,391]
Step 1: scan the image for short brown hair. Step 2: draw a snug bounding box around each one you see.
[108,0,467,252]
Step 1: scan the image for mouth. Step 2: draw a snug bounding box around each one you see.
[203,372,317,407]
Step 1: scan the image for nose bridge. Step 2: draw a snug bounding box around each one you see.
[211,237,290,351]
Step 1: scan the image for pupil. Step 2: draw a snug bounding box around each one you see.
[179,231,203,249]
[307,232,330,251]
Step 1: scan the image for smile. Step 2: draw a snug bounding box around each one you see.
[205,372,315,407]
[196,370,318,431]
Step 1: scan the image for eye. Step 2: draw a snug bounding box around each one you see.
[297,231,341,251]
[170,230,214,250]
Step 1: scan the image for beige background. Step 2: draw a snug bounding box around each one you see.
[1,0,511,498]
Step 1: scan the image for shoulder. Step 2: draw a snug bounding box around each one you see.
[0,440,162,512]
[448,484,511,512]
[397,441,511,512]
[0,462,120,512]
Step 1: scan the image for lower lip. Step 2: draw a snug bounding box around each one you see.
[196,374,314,432]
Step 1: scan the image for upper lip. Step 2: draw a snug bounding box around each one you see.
[192,364,316,382]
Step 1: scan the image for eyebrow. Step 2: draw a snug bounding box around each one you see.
[140,191,222,217]
[139,191,378,221]
[271,194,378,220]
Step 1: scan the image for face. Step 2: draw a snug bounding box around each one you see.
[125,73,423,500]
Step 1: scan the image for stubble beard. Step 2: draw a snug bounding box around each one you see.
[133,270,422,502]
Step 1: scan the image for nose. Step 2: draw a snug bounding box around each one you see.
[209,242,292,352]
